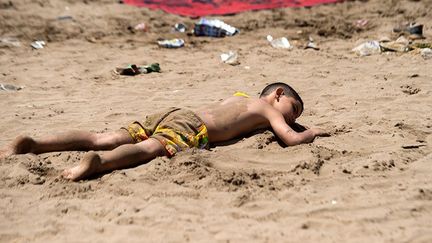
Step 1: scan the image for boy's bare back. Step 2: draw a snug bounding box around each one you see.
[196,96,269,143]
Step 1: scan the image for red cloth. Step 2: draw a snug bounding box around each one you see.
[123,0,343,17]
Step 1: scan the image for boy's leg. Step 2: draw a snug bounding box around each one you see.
[62,138,166,181]
[0,129,133,158]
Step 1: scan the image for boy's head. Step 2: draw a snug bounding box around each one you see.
[260,82,304,123]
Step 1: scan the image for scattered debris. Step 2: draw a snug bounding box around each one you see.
[380,36,411,53]
[0,37,21,48]
[193,18,239,37]
[354,19,369,29]
[305,36,320,50]
[407,24,424,40]
[134,23,148,32]
[174,23,187,33]
[411,42,432,49]
[267,35,293,49]
[393,22,424,40]
[421,48,432,60]
[354,22,430,58]
[86,36,97,43]
[0,83,24,91]
[352,41,381,56]
[220,51,239,65]
[402,144,426,149]
[31,40,46,49]
[114,63,160,76]
[157,38,184,48]
[353,36,430,56]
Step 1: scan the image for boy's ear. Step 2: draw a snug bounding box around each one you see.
[275,88,284,100]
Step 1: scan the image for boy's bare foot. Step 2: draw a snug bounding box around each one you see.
[0,135,36,159]
[62,152,101,181]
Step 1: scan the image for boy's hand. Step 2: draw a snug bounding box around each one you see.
[309,128,330,137]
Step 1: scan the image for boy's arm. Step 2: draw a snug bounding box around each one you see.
[264,109,326,146]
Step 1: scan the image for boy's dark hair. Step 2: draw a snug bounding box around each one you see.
[259,82,304,112]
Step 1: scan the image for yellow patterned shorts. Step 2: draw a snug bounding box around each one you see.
[123,108,209,157]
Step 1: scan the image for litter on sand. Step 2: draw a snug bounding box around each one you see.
[174,23,187,33]
[402,144,426,149]
[31,41,46,49]
[0,37,21,48]
[267,35,293,49]
[305,36,320,50]
[114,63,161,76]
[380,36,411,53]
[193,18,239,37]
[352,41,381,56]
[421,48,432,60]
[0,83,24,91]
[220,51,239,65]
[157,39,185,48]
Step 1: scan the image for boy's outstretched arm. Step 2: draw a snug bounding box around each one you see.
[265,110,328,146]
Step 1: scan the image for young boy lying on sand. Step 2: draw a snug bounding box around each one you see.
[0,82,328,181]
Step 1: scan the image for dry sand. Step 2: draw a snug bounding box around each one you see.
[1,0,432,242]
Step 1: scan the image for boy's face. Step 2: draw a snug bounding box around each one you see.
[274,95,303,125]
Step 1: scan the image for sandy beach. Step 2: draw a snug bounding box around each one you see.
[1,0,431,242]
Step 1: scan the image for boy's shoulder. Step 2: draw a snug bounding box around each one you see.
[213,96,274,115]
[243,97,276,115]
